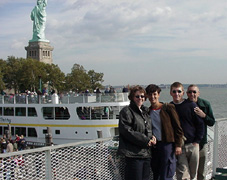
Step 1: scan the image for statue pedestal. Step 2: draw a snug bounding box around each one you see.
[25,41,54,64]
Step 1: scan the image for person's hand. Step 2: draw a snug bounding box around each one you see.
[148,136,156,146]
[151,136,157,145]
[194,107,206,118]
[192,142,199,146]
[175,147,182,155]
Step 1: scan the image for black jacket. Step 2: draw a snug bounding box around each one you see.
[117,101,153,158]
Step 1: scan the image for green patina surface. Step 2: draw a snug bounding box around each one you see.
[30,0,49,42]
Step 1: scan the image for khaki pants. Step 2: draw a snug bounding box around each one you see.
[197,144,207,180]
[176,143,200,180]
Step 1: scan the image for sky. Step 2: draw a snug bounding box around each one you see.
[1,0,227,86]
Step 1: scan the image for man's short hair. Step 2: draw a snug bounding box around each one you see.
[170,82,184,91]
[187,84,199,91]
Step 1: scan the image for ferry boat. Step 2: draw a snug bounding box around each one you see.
[0,93,129,144]
[1,93,227,180]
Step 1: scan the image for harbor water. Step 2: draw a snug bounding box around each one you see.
[144,87,227,119]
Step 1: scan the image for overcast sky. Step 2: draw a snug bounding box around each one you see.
[1,0,227,86]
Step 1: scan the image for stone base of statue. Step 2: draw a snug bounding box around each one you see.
[25,41,54,64]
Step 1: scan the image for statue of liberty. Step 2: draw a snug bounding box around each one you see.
[30,0,49,42]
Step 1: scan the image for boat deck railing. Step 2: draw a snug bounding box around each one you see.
[0,93,129,104]
[0,118,226,180]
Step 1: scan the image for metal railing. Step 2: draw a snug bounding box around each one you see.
[0,93,129,104]
[0,118,226,180]
[212,118,227,176]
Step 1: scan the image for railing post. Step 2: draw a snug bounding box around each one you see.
[6,124,11,139]
[26,95,28,104]
[45,149,52,180]
[45,127,53,146]
[212,121,219,177]
[116,93,118,102]
[38,95,41,104]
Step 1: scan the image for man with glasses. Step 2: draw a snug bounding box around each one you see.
[170,82,204,180]
[187,84,215,180]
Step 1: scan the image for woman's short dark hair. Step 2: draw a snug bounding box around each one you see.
[145,84,161,95]
[128,85,146,101]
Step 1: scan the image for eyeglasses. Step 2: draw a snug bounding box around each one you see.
[187,90,197,94]
[135,95,145,99]
[172,90,182,94]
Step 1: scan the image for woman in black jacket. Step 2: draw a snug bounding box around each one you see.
[118,85,156,180]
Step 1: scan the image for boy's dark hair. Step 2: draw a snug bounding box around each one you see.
[145,84,161,95]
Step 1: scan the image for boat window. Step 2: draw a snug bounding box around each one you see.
[0,107,2,116]
[43,107,54,119]
[43,129,47,134]
[76,107,91,120]
[28,128,37,137]
[15,127,26,137]
[3,126,14,136]
[16,107,26,116]
[28,107,37,117]
[0,126,2,135]
[109,106,122,119]
[11,127,15,136]
[115,127,119,135]
[43,107,70,120]
[76,106,123,120]
[4,107,14,116]
[3,126,8,134]
[55,130,60,134]
[55,107,70,120]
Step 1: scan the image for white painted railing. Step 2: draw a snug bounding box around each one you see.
[0,93,129,104]
[0,118,226,180]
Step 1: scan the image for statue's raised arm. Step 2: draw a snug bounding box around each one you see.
[30,0,48,42]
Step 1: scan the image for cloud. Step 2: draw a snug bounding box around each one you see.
[48,1,174,43]
[11,39,26,49]
[2,0,227,85]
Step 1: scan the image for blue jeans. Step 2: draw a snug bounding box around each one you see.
[151,142,176,180]
[125,157,151,180]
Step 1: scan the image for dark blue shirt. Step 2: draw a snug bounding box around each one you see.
[171,99,204,144]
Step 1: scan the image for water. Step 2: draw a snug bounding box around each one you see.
[144,87,227,119]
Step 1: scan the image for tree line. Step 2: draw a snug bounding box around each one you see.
[0,56,104,94]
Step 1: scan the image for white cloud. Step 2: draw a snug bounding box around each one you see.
[11,39,26,49]
[2,0,227,85]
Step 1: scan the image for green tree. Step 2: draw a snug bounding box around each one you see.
[0,59,7,91]
[19,58,46,92]
[66,64,90,92]
[44,63,66,93]
[19,59,66,93]
[1,56,104,94]
[2,57,66,93]
[87,70,104,90]
[3,56,23,93]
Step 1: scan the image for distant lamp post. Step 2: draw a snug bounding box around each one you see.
[38,75,42,92]
[47,80,52,95]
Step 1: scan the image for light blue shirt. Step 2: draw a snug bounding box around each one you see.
[150,109,162,141]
